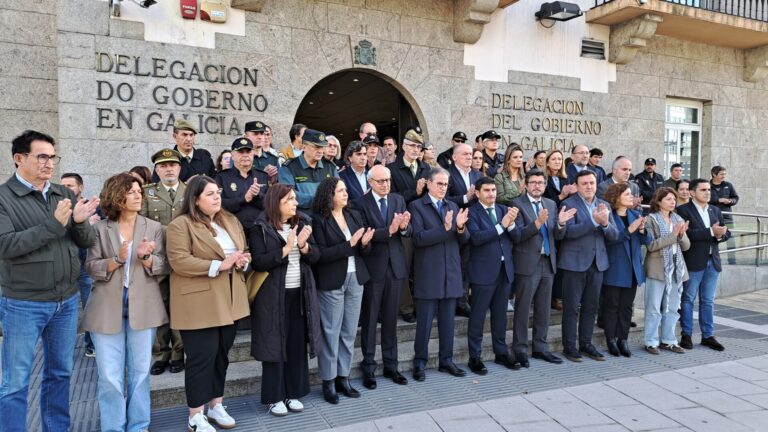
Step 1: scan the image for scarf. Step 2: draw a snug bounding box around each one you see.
[650,212,686,313]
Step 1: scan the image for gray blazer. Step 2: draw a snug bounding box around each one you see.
[556,194,620,272]
[83,216,169,334]
[643,214,690,282]
[596,178,640,201]
[510,195,565,275]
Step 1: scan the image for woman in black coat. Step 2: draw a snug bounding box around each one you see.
[311,177,373,404]
[249,183,321,417]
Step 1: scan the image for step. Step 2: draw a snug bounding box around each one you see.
[226,309,563,363]
[150,315,643,408]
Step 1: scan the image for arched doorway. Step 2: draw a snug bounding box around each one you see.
[293,69,421,146]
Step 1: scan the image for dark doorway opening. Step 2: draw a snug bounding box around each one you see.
[293,70,420,147]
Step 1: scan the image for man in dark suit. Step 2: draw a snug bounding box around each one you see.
[339,141,369,202]
[355,165,411,389]
[510,170,571,367]
[676,178,731,351]
[588,148,606,184]
[387,127,431,323]
[565,145,595,185]
[152,119,216,182]
[558,170,620,362]
[465,177,519,374]
[635,158,665,206]
[408,167,470,381]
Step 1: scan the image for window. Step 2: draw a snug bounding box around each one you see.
[664,99,702,179]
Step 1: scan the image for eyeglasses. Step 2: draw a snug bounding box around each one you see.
[527,181,546,186]
[370,178,391,185]
[403,143,421,149]
[431,181,449,188]
[25,153,61,165]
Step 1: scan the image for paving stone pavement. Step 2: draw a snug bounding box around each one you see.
[10,297,768,431]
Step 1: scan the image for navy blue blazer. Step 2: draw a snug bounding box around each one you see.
[557,194,620,272]
[565,164,597,185]
[675,201,731,272]
[339,166,368,202]
[408,194,470,300]
[447,165,482,208]
[603,209,651,288]
[354,192,411,281]
[466,201,514,285]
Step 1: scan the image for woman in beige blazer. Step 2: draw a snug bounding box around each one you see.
[83,173,169,432]
[166,175,250,432]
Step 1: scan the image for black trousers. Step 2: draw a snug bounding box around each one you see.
[413,297,456,369]
[261,288,310,404]
[561,263,603,351]
[360,268,403,374]
[601,284,637,341]
[468,263,511,358]
[179,324,237,408]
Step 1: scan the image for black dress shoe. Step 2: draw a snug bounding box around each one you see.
[383,369,408,385]
[701,336,725,351]
[562,349,583,363]
[362,372,377,389]
[169,359,185,373]
[456,305,471,318]
[607,339,620,357]
[579,344,605,361]
[335,376,361,398]
[401,313,416,323]
[494,353,521,370]
[322,380,339,404]
[680,334,693,350]
[150,360,168,375]
[630,321,637,328]
[516,353,530,368]
[438,362,467,377]
[468,357,488,375]
[532,351,563,364]
[413,367,425,382]
[617,339,632,357]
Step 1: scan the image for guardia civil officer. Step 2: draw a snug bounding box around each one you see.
[278,129,339,216]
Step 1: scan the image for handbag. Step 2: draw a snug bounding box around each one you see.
[246,270,269,303]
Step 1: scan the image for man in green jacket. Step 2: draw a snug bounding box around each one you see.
[0,130,98,432]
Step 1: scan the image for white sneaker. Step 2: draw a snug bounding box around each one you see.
[507,300,515,312]
[268,401,288,417]
[207,403,236,429]
[188,412,216,432]
[285,399,304,412]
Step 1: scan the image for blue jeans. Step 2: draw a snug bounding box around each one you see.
[643,278,681,347]
[681,258,720,338]
[0,294,79,432]
[91,324,155,432]
[78,264,94,350]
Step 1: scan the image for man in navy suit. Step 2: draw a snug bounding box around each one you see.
[510,170,571,367]
[339,141,369,202]
[354,165,412,389]
[558,170,620,362]
[676,178,731,352]
[465,177,520,374]
[408,167,470,381]
[566,145,596,185]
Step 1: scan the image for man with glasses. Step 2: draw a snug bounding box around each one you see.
[244,120,279,182]
[153,119,215,182]
[215,137,269,235]
[0,130,99,432]
[355,165,412,389]
[676,178,731,351]
[279,129,339,215]
[481,130,505,178]
[565,145,595,185]
[437,131,468,169]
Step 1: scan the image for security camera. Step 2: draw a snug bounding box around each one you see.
[130,0,157,7]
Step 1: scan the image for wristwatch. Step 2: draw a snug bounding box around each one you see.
[113,256,125,265]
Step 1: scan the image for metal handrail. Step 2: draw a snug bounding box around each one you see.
[592,0,768,22]
[721,244,768,253]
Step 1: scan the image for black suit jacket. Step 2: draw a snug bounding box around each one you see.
[338,166,368,202]
[311,208,371,289]
[544,175,567,206]
[387,156,431,204]
[447,165,482,208]
[675,201,731,272]
[354,192,411,281]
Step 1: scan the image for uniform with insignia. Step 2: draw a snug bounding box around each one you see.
[244,120,280,173]
[151,119,216,183]
[481,130,505,178]
[277,129,339,214]
[215,137,270,234]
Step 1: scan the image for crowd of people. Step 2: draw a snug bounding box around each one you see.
[0,120,740,431]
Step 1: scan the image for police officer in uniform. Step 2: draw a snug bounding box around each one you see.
[142,149,187,375]
[278,128,339,216]
[244,120,280,180]
[437,131,468,170]
[215,137,269,235]
[635,157,665,207]
[481,130,505,178]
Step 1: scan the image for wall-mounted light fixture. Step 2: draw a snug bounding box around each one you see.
[535,2,583,27]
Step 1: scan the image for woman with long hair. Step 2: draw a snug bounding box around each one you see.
[471,149,487,176]
[249,184,322,417]
[166,176,251,431]
[543,150,575,206]
[494,145,526,206]
[215,150,232,173]
[643,187,690,355]
[84,173,169,432]
[311,177,373,404]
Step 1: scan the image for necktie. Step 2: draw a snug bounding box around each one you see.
[436,200,443,215]
[534,201,550,256]
[486,207,497,225]
[169,188,176,203]
[410,162,417,177]
[379,197,388,222]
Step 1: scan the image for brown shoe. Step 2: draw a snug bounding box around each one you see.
[551,299,563,311]
[660,343,685,354]
[645,346,660,355]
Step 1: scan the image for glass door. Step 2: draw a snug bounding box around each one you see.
[665,99,702,179]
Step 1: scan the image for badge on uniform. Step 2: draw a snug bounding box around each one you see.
[230,182,237,192]
[147,188,156,197]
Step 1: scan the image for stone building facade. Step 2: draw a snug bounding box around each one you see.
[0,0,766,217]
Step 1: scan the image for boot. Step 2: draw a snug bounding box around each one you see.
[618,339,632,357]
[606,338,620,357]
[322,380,339,404]
[335,376,360,398]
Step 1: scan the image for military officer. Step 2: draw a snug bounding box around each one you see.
[142,149,186,375]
